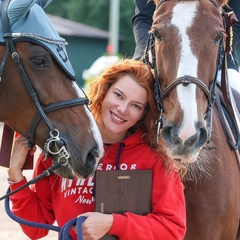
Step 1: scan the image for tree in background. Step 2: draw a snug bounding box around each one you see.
[45,0,135,57]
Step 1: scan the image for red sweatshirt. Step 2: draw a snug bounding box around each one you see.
[10,131,186,240]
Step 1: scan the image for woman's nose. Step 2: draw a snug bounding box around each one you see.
[116,103,128,113]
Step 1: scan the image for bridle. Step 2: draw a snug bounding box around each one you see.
[142,0,225,143]
[0,0,89,163]
[0,1,93,237]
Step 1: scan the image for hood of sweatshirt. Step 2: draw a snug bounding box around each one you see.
[97,131,155,171]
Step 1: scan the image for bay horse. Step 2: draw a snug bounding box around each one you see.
[0,0,103,179]
[146,0,240,239]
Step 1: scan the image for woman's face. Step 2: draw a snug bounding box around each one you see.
[101,75,147,137]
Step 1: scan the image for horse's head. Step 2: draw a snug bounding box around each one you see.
[0,0,104,178]
[150,0,228,163]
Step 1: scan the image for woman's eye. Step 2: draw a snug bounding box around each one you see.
[133,104,142,110]
[114,92,122,98]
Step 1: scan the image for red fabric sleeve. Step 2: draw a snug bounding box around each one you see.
[9,159,56,239]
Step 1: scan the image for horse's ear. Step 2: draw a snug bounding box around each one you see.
[8,0,35,24]
[7,0,51,26]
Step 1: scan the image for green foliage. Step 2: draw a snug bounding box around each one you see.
[45,0,135,57]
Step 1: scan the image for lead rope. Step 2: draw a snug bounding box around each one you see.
[2,162,86,240]
[5,194,86,240]
[59,216,87,240]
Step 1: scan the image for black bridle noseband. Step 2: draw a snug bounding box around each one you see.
[143,0,224,143]
[0,0,89,163]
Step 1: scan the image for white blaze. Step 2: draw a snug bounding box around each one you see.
[73,82,104,158]
[171,2,198,141]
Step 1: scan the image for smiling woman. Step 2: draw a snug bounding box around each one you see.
[7,59,186,240]
[79,58,186,240]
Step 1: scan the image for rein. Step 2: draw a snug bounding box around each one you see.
[0,0,89,158]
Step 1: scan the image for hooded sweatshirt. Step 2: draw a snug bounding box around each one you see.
[9,131,186,240]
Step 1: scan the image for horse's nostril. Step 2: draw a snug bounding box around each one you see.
[91,144,101,158]
[162,125,182,145]
[196,126,208,148]
[162,126,171,142]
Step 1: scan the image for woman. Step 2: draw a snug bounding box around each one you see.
[8,59,186,239]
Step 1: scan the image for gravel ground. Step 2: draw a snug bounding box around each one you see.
[0,122,58,239]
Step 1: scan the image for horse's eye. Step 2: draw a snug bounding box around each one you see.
[152,29,162,42]
[214,33,223,45]
[31,57,47,67]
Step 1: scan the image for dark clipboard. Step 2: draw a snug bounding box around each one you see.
[94,170,152,240]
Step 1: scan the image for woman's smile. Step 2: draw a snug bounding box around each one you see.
[110,111,127,123]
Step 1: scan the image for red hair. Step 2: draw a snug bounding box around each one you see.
[88,59,160,149]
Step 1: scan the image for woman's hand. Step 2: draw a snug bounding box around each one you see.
[73,212,113,240]
[8,136,36,182]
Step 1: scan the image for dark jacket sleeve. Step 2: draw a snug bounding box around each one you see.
[132,0,155,59]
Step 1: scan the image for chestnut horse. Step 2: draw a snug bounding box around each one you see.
[0,0,103,179]
[146,0,240,239]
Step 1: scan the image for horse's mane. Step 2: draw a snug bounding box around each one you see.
[153,0,228,8]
